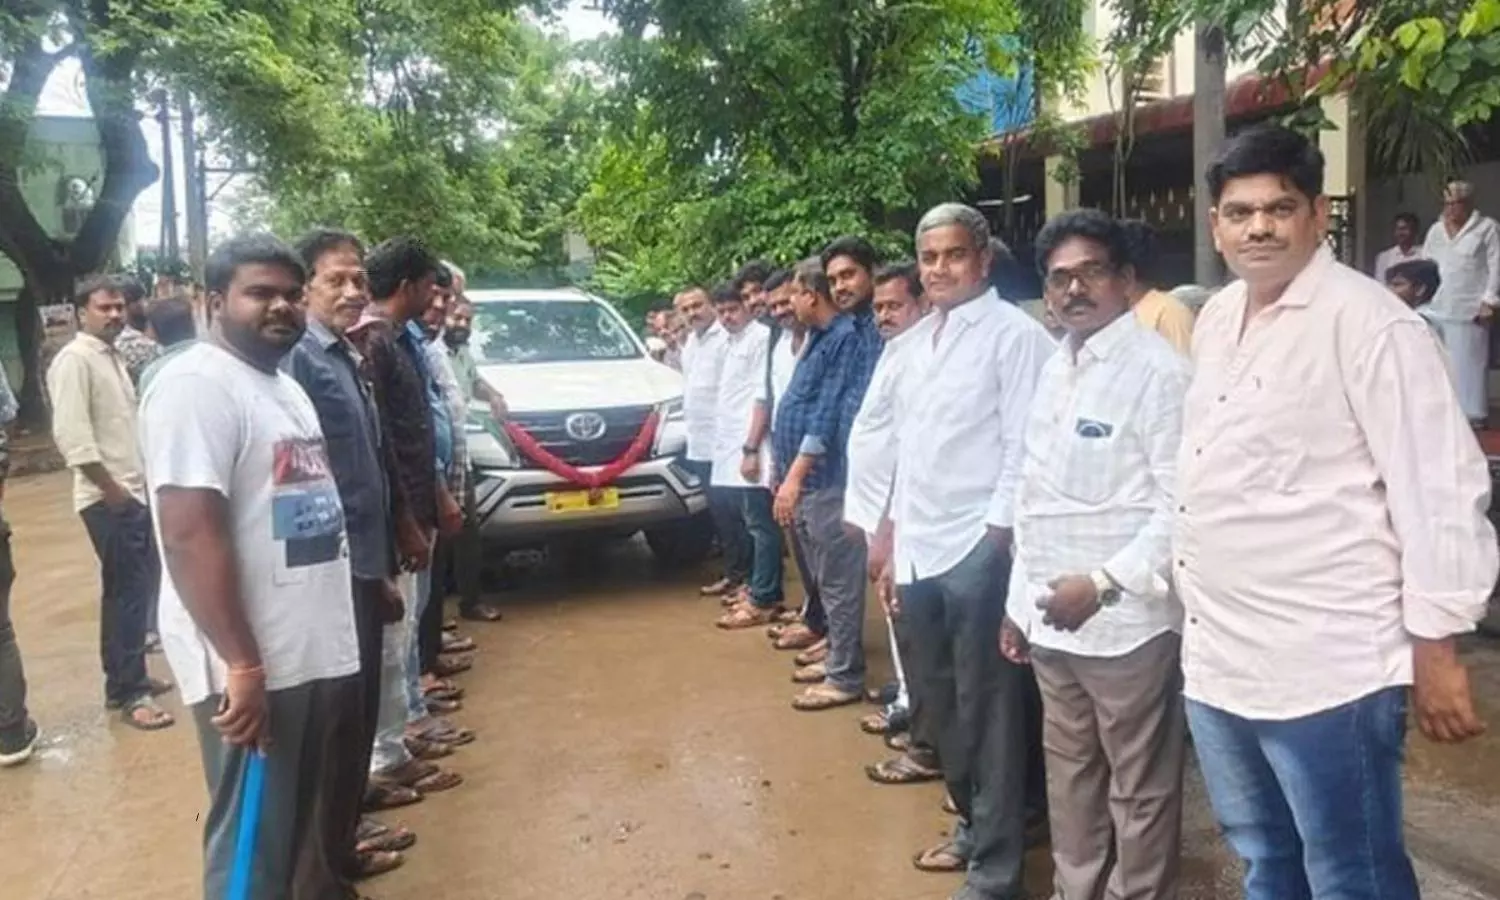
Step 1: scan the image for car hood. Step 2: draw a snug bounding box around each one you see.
[476,358,682,413]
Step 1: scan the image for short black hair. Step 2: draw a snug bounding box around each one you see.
[365,236,439,300]
[873,262,922,300]
[293,227,365,274]
[1034,209,1132,275]
[792,257,832,301]
[1118,219,1161,285]
[819,235,880,273]
[1394,212,1420,231]
[733,259,775,292]
[120,276,147,306]
[434,263,454,290]
[1387,258,1440,298]
[205,233,306,295]
[1206,124,1324,204]
[145,294,197,347]
[710,281,742,306]
[762,268,792,293]
[73,273,128,310]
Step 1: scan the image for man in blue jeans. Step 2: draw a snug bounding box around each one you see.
[772,258,882,710]
[1178,124,1496,900]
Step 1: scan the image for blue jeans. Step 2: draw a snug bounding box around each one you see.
[404,566,433,724]
[737,487,783,608]
[1187,687,1418,900]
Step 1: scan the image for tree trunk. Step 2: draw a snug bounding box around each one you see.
[13,275,61,428]
[1192,22,1227,286]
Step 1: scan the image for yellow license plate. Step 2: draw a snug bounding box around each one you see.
[545,488,621,513]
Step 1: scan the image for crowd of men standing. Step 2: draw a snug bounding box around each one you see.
[658,124,1498,900]
[0,231,508,900]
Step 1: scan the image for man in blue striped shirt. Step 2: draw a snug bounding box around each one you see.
[772,257,883,711]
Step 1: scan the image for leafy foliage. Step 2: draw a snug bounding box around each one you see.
[1191,0,1500,176]
[578,0,1034,307]
[241,12,600,277]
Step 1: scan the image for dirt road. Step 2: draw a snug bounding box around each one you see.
[2,470,1498,899]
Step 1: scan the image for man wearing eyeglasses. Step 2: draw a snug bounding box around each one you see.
[1424,179,1500,427]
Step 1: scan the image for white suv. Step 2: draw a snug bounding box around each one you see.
[463,288,712,564]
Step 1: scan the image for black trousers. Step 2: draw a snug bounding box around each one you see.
[686,459,750,585]
[342,578,386,871]
[901,538,1028,899]
[79,499,157,706]
[0,517,27,744]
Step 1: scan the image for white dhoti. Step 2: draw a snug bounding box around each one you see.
[1433,318,1490,421]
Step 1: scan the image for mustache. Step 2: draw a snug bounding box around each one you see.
[1061,296,1096,312]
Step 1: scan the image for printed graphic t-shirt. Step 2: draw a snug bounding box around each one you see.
[139,341,359,707]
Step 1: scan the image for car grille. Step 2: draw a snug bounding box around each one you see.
[507,405,656,467]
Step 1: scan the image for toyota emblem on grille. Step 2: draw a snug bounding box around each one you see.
[564,411,608,441]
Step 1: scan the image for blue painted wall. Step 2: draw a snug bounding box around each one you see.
[955,61,1036,135]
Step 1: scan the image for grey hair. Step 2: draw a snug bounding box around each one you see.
[443,260,466,282]
[1447,180,1476,201]
[915,202,990,250]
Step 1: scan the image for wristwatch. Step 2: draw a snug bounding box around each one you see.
[1089,570,1122,607]
[742,445,760,455]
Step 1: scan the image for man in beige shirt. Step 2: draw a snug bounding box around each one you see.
[1178,125,1494,900]
[47,274,173,731]
[1120,220,1195,354]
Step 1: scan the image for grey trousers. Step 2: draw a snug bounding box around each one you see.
[194,674,364,900]
[0,517,26,743]
[793,488,867,693]
[1031,632,1186,900]
[901,537,1027,899]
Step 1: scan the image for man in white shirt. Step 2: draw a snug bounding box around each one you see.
[1000,209,1189,900]
[676,285,747,596]
[888,203,1054,900]
[1183,125,1495,900]
[141,234,364,900]
[1423,179,1500,424]
[843,263,938,782]
[709,283,783,628]
[1372,212,1423,283]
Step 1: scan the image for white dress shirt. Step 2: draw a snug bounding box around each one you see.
[711,320,772,488]
[1371,243,1423,284]
[1176,247,1498,720]
[890,289,1055,584]
[681,321,727,462]
[844,327,921,536]
[1008,314,1189,658]
[1424,213,1500,320]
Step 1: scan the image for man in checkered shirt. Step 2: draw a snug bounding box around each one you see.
[1000,208,1190,900]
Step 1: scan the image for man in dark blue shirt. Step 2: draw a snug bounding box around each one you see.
[283,228,411,880]
[773,257,882,711]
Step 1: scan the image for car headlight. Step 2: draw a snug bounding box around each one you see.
[660,397,685,423]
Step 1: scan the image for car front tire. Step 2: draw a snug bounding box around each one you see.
[644,511,714,567]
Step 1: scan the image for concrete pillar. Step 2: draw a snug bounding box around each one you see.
[1318,91,1368,267]
[1044,155,1079,218]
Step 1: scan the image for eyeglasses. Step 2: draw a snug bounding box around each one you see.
[1043,262,1116,294]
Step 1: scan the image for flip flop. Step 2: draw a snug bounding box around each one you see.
[794,640,829,667]
[774,626,821,651]
[350,849,404,880]
[459,602,504,623]
[865,754,943,785]
[791,683,862,711]
[120,695,174,731]
[912,840,967,873]
[410,768,463,793]
[716,605,775,630]
[441,634,477,654]
[362,782,423,812]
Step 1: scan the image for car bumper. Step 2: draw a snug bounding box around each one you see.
[473,455,709,545]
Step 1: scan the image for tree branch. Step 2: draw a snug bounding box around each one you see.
[69,40,158,272]
[0,34,67,287]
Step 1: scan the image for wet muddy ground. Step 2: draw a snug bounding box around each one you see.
[2,469,1499,899]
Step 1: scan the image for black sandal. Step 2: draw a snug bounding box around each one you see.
[120,696,174,731]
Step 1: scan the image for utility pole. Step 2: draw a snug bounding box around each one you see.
[1192,22,1227,287]
[151,88,180,269]
[178,88,208,283]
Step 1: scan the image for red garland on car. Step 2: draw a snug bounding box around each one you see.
[501,411,662,491]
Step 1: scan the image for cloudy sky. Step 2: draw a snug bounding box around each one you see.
[35,2,614,249]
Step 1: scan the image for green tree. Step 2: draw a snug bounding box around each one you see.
[241,4,599,279]
[578,0,1027,306]
[0,0,360,422]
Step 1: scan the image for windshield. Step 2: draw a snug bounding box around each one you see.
[469,299,642,364]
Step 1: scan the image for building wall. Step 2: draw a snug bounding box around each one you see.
[1061,1,1272,121]
[0,115,137,386]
